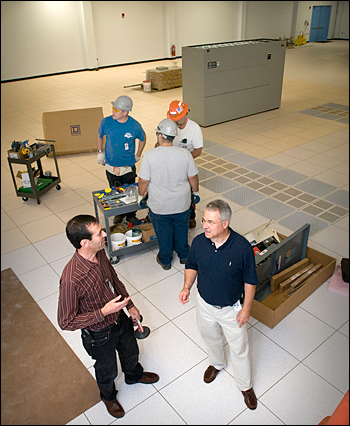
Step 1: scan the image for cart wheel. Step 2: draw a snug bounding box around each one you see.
[110,256,120,265]
[22,197,28,202]
[37,199,41,205]
[56,185,61,190]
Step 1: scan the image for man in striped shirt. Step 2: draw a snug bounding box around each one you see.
[58,215,159,419]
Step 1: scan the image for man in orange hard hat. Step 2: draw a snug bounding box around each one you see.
[167,100,203,229]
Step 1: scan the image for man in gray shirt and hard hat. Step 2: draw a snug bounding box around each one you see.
[138,118,199,270]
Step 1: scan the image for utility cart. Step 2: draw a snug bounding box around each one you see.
[92,188,158,264]
[8,142,61,205]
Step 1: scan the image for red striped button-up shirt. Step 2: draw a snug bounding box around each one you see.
[58,249,134,331]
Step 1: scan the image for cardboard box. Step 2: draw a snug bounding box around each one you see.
[8,149,25,159]
[109,222,157,243]
[138,223,157,242]
[250,234,336,328]
[42,107,104,156]
[16,170,39,188]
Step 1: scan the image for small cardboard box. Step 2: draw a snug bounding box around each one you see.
[139,223,157,242]
[42,107,104,156]
[16,170,39,188]
[8,149,25,159]
[250,234,336,328]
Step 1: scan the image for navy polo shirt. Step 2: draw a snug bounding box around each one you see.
[186,228,259,307]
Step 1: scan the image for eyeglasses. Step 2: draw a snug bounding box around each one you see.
[112,106,121,113]
[201,218,225,226]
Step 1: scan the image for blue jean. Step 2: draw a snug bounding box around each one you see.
[149,208,191,266]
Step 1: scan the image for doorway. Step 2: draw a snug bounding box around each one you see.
[309,5,332,42]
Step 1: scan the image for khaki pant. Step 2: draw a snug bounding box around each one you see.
[196,293,252,391]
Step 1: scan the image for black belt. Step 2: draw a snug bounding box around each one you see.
[88,316,120,334]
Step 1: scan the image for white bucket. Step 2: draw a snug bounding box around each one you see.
[111,233,126,250]
[143,80,151,92]
[125,229,143,246]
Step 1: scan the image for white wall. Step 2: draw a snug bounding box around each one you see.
[334,1,349,39]
[1,1,348,82]
[245,1,295,40]
[174,1,243,50]
[1,1,87,80]
[91,1,166,67]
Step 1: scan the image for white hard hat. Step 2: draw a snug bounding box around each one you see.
[156,118,178,138]
[111,95,133,112]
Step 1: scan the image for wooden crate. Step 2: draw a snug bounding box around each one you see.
[146,67,182,91]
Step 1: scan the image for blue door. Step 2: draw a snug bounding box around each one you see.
[309,5,332,42]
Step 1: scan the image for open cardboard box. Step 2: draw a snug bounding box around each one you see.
[250,232,336,328]
[42,107,103,156]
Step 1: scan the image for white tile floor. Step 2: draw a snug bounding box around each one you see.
[1,40,349,425]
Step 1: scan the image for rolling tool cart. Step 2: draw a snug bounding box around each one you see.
[8,141,61,205]
[93,187,158,264]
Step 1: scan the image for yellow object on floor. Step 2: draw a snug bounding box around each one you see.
[294,34,307,46]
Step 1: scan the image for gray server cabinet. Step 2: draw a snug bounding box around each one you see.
[182,39,286,127]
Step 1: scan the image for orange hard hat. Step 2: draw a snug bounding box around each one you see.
[167,100,189,121]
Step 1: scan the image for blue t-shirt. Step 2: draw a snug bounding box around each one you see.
[98,115,145,167]
[186,228,258,306]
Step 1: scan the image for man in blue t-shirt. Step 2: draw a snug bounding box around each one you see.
[179,199,259,410]
[97,95,146,188]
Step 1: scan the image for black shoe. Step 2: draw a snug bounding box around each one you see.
[156,255,171,270]
[179,258,187,265]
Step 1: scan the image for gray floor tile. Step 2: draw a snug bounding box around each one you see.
[269,169,308,185]
[246,160,281,175]
[300,109,322,116]
[324,190,349,209]
[287,198,307,208]
[318,113,342,120]
[328,205,348,216]
[249,198,295,220]
[203,139,218,149]
[278,211,329,236]
[198,166,216,182]
[224,152,258,165]
[295,179,337,197]
[204,145,237,157]
[318,211,342,223]
[222,186,265,206]
[283,188,303,197]
[200,176,239,193]
[313,200,334,210]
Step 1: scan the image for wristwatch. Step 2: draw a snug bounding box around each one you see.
[97,150,102,153]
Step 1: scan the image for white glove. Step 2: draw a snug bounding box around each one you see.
[97,152,105,165]
[135,155,141,163]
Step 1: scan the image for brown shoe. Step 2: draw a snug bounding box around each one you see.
[203,365,220,383]
[136,372,159,384]
[101,397,125,418]
[156,255,171,270]
[189,219,196,229]
[241,387,257,410]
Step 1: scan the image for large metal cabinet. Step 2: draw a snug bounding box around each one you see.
[182,39,286,127]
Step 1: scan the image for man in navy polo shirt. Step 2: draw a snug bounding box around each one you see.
[179,199,259,410]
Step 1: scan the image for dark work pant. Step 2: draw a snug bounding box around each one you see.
[106,166,136,188]
[149,208,191,265]
[81,309,143,401]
